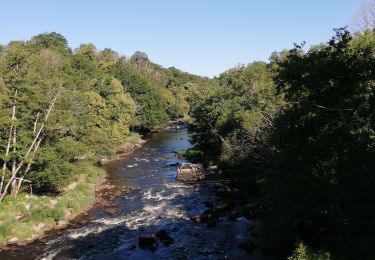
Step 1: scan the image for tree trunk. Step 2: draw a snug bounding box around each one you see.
[0,86,62,203]
[0,90,17,194]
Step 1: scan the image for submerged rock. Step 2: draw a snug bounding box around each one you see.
[139,235,157,251]
[105,207,118,214]
[155,229,174,246]
[203,200,214,208]
[176,163,205,182]
[206,219,217,228]
[165,162,180,168]
[127,244,136,250]
[238,240,258,253]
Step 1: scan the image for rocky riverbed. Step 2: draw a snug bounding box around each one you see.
[0,126,280,259]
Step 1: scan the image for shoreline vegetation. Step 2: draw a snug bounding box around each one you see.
[0,118,186,249]
[0,134,146,249]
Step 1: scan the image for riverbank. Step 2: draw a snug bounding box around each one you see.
[0,162,104,249]
[0,134,147,249]
[101,134,148,164]
[0,125,276,259]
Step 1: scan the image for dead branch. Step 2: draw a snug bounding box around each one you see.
[0,90,17,194]
[0,86,62,202]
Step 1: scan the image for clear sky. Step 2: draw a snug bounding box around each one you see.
[0,0,363,77]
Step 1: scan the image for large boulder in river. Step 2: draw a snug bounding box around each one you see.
[176,163,205,182]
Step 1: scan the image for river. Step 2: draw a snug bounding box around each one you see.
[0,126,278,259]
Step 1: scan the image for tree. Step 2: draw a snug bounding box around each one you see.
[353,0,375,31]
[76,43,97,61]
[188,62,283,175]
[0,87,61,202]
[267,29,375,258]
[30,32,68,49]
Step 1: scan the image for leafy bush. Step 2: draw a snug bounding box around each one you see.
[288,243,331,260]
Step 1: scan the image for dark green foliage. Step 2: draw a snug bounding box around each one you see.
[266,30,375,259]
[30,32,68,49]
[188,29,375,258]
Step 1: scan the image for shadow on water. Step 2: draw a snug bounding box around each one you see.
[0,126,280,260]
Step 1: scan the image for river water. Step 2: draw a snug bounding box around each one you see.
[0,126,276,259]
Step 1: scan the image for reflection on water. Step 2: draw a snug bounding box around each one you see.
[0,126,259,260]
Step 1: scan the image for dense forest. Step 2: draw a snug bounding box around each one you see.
[188,29,375,259]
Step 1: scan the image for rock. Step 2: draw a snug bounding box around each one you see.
[238,240,257,253]
[206,219,217,228]
[55,220,68,230]
[105,207,118,214]
[57,220,68,226]
[248,224,256,231]
[155,229,174,246]
[7,237,18,245]
[26,235,38,243]
[17,240,28,246]
[201,210,215,221]
[214,203,234,214]
[191,215,203,223]
[139,235,157,251]
[34,223,46,232]
[127,244,136,250]
[203,201,214,208]
[49,199,58,208]
[206,165,218,175]
[241,206,258,219]
[176,163,205,182]
[228,211,240,222]
[216,186,237,200]
[65,208,73,219]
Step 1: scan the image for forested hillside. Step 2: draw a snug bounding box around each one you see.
[0,32,208,197]
[188,29,375,259]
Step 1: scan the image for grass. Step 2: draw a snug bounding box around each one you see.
[0,162,104,246]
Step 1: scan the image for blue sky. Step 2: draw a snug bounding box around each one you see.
[0,0,362,77]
